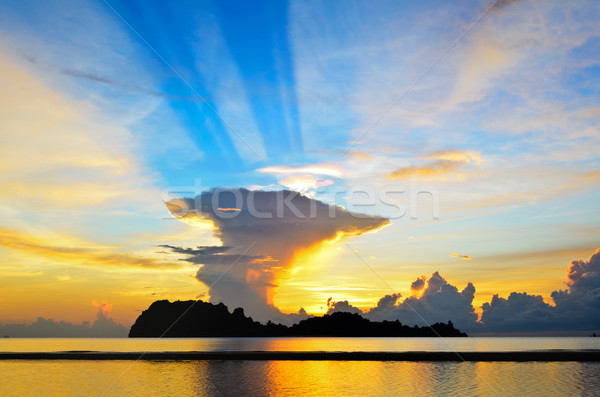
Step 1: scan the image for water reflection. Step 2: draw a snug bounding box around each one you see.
[1,337,600,353]
[188,361,600,396]
[2,360,600,396]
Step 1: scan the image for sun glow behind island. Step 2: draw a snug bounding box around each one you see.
[163,189,390,322]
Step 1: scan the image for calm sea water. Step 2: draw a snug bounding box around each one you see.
[1,338,599,396]
[2,336,599,352]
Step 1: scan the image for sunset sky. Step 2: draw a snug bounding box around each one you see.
[0,0,599,333]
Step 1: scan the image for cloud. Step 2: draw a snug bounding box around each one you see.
[443,33,521,108]
[326,299,363,315]
[364,293,402,318]
[481,249,600,332]
[410,276,426,293]
[385,149,482,180]
[0,228,180,270]
[286,0,599,222]
[322,272,478,332]
[375,272,478,331]
[0,308,127,337]
[259,164,343,177]
[385,160,461,180]
[315,249,600,334]
[427,149,483,165]
[491,0,528,12]
[158,244,265,265]
[451,253,473,261]
[481,249,600,333]
[279,175,334,194]
[0,52,159,210]
[336,272,478,332]
[258,163,342,196]
[348,151,375,161]
[92,300,113,317]
[480,292,552,333]
[564,250,600,291]
[164,188,389,324]
[21,54,207,102]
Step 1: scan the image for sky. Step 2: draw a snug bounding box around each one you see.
[0,0,599,335]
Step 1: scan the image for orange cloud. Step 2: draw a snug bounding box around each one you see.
[581,171,600,181]
[250,256,279,264]
[385,149,483,180]
[565,248,600,287]
[450,253,472,260]
[427,149,482,165]
[410,275,426,295]
[92,299,113,317]
[385,160,462,180]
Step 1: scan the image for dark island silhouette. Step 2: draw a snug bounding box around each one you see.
[129,300,467,337]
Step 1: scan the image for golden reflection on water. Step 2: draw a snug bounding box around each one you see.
[1,360,600,396]
[1,337,600,352]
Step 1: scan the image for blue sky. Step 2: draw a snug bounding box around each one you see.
[0,0,599,328]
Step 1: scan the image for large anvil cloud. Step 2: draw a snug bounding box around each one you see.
[164,188,389,324]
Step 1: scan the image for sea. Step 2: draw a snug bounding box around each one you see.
[1,337,599,396]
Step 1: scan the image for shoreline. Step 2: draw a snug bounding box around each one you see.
[1,350,599,361]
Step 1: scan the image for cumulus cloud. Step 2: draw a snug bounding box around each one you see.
[369,272,478,331]
[0,308,127,337]
[480,292,553,333]
[319,249,600,334]
[326,299,363,315]
[163,187,599,334]
[410,276,426,293]
[165,188,389,324]
[564,251,600,291]
[323,273,478,332]
[364,293,402,318]
[349,248,599,334]
[481,249,600,333]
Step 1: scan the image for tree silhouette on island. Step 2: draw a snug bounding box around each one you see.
[129,300,467,337]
